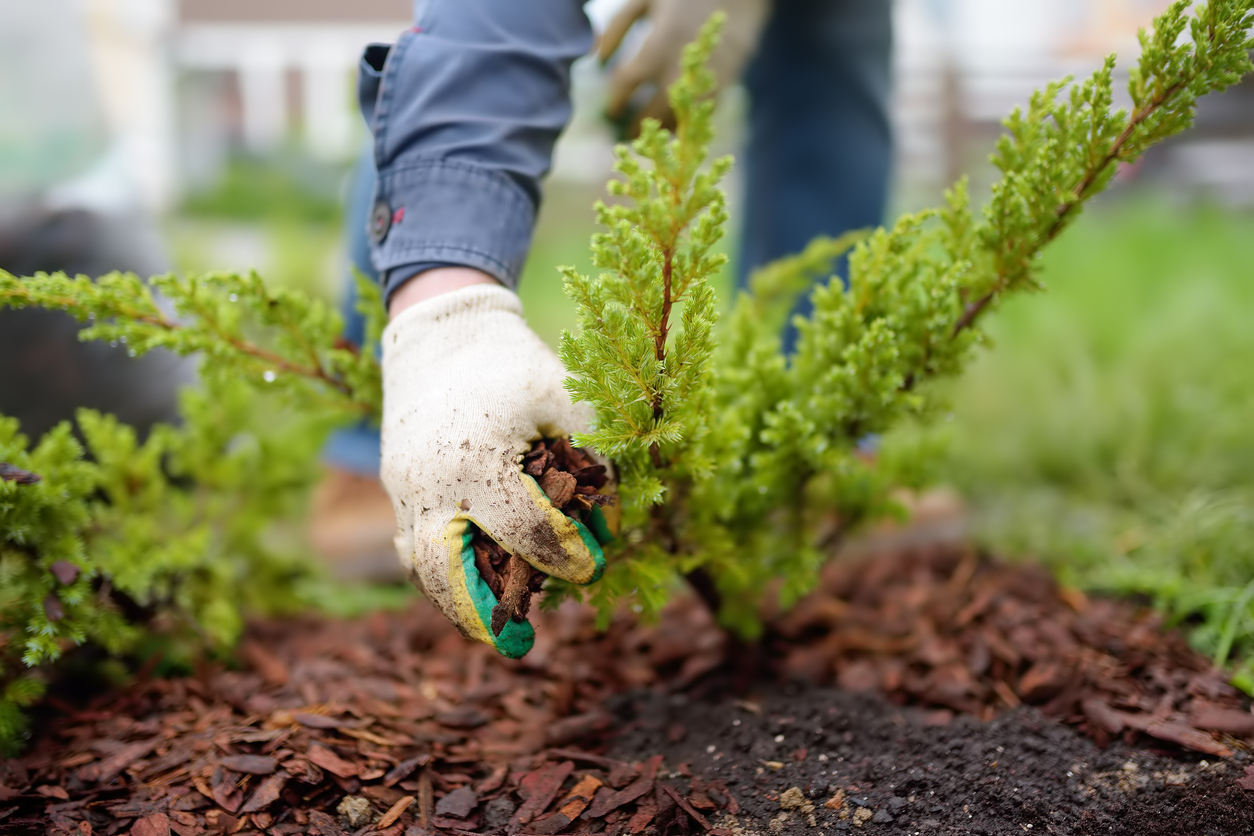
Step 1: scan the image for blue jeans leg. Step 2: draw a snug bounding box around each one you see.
[739,0,894,352]
[322,147,385,477]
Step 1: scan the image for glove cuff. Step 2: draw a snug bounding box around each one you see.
[383,284,524,341]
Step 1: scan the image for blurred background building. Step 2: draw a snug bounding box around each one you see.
[8,0,1246,215]
[5,0,1251,234]
[3,0,1253,324]
[9,0,1252,211]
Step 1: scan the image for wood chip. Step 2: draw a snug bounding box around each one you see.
[220,754,277,775]
[383,754,430,787]
[1081,698,1126,734]
[418,771,433,829]
[239,770,289,814]
[511,760,575,830]
[659,784,713,831]
[96,737,162,784]
[49,560,80,585]
[538,470,578,510]
[586,755,662,819]
[1190,704,1254,736]
[492,554,536,637]
[293,712,345,729]
[130,813,170,836]
[377,796,416,829]
[308,744,359,778]
[436,786,479,819]
[238,639,289,687]
[0,462,40,484]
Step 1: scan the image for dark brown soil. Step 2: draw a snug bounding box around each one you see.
[608,686,1254,836]
[4,543,1254,835]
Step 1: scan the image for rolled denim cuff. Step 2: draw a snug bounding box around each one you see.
[369,159,535,294]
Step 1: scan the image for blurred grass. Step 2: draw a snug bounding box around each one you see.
[909,194,1254,687]
[169,154,348,303]
[182,155,344,224]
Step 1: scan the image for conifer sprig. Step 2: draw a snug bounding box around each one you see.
[954,0,1254,335]
[0,269,383,419]
[560,15,730,510]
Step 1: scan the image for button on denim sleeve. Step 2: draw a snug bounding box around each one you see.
[359,2,592,301]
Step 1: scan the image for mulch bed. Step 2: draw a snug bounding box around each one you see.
[4,543,1254,835]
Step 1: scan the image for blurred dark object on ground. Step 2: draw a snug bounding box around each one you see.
[0,204,192,440]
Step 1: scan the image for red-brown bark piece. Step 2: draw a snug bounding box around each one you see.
[293,712,345,729]
[1190,704,1254,736]
[627,792,658,834]
[586,755,663,819]
[308,744,359,778]
[659,783,713,831]
[239,770,289,813]
[95,737,162,784]
[220,754,277,775]
[538,469,578,510]
[435,785,479,819]
[383,753,430,787]
[43,594,64,622]
[49,560,80,585]
[1081,698,1126,734]
[525,775,602,836]
[492,554,537,637]
[130,813,171,836]
[238,639,289,687]
[377,795,416,829]
[511,760,575,831]
[0,462,40,484]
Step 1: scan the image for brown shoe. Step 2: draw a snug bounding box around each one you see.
[308,468,405,581]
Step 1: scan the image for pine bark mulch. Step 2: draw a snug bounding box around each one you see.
[4,543,1253,835]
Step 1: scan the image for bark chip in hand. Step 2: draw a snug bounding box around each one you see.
[472,437,613,636]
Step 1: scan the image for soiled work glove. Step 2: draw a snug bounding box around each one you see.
[598,0,769,130]
[381,286,608,659]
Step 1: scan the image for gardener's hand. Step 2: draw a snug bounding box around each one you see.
[381,279,606,659]
[598,0,769,130]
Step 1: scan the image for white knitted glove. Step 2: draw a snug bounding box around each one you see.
[380,286,608,658]
[598,0,769,128]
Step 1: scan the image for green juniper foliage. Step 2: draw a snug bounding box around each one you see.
[0,271,386,752]
[0,0,1251,749]
[0,269,383,421]
[551,3,1254,635]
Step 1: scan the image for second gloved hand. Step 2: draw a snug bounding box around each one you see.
[598,0,769,131]
[380,285,607,659]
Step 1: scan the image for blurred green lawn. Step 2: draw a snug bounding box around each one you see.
[907,194,1254,686]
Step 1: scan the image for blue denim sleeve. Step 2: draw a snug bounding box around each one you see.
[358,2,591,300]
